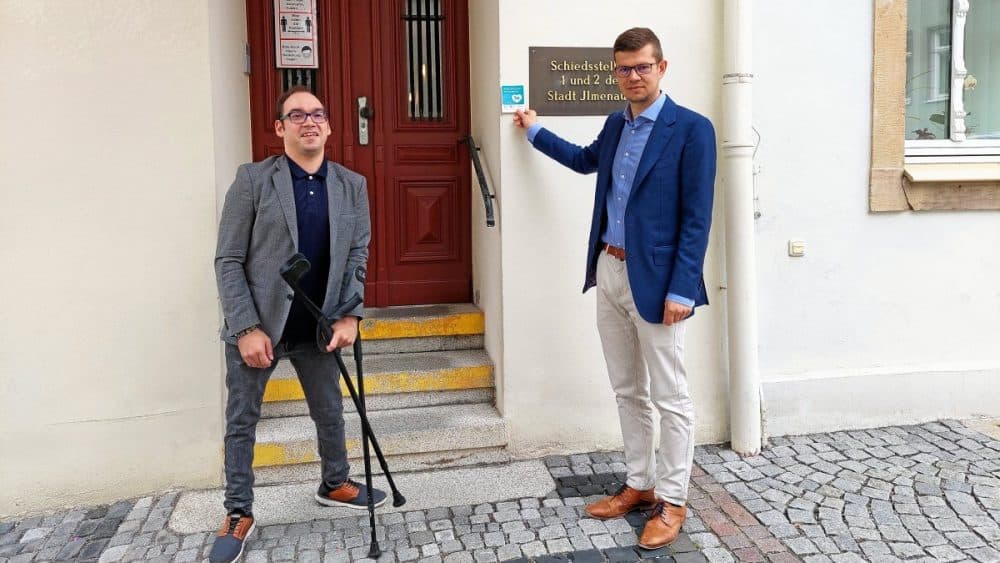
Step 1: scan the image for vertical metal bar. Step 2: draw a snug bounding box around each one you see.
[423,0,433,119]
[407,0,417,119]
[416,0,426,118]
[432,0,442,118]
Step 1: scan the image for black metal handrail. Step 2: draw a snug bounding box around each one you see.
[463,135,496,227]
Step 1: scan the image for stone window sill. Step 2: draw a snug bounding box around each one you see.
[893,163,1000,211]
[904,163,1000,184]
[871,164,1000,212]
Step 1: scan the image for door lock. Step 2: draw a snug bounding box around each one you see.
[357,96,372,145]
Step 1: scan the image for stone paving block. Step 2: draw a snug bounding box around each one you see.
[925,543,967,562]
[598,546,635,562]
[719,532,751,550]
[591,534,616,550]
[967,546,1000,563]
[876,525,911,542]
[569,534,594,551]
[858,540,892,558]
[945,529,986,549]
[472,548,497,562]
[829,533,858,553]
[545,537,574,554]
[701,546,735,563]
[496,543,521,561]
[786,509,815,525]
[482,530,505,547]
[501,521,526,534]
[443,552,474,563]
[98,544,130,562]
[766,523,798,539]
[408,521,431,533]
[611,531,636,547]
[510,530,537,545]
[398,546,421,561]
[782,536,817,556]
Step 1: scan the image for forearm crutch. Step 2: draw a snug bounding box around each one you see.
[279,254,406,557]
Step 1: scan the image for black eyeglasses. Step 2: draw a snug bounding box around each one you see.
[280,109,329,124]
[614,63,658,78]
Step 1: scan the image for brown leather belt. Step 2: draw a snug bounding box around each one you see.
[604,243,626,261]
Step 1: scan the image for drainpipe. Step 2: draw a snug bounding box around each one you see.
[722,0,762,455]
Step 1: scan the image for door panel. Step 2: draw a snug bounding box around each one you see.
[247,0,471,307]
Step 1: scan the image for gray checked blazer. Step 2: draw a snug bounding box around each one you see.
[214,154,371,347]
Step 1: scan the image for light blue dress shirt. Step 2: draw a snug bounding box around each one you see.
[526,93,694,308]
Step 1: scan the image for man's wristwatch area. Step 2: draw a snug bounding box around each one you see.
[234,324,261,339]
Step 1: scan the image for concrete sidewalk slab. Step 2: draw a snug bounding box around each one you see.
[168,460,555,534]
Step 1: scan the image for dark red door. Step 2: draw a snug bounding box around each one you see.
[247,0,472,306]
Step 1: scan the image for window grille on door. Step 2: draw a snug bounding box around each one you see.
[282,69,317,93]
[403,0,444,120]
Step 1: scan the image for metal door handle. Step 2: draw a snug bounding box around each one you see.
[358,96,371,145]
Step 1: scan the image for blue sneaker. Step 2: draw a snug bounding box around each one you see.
[316,479,387,509]
[208,512,256,562]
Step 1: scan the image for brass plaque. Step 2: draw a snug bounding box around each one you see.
[528,47,626,116]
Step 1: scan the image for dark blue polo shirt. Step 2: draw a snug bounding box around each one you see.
[281,158,331,344]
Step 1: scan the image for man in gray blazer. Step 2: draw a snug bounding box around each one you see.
[210,86,381,563]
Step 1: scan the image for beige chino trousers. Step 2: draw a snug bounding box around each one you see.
[595,251,695,506]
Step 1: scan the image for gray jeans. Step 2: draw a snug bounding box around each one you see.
[223,341,348,514]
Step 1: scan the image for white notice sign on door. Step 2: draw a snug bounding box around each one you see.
[275,0,318,68]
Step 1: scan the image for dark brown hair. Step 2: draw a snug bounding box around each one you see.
[274,85,323,120]
[613,27,663,61]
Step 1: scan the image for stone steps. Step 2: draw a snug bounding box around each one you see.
[254,303,506,479]
[261,349,494,416]
[263,388,494,418]
[358,303,484,341]
[254,403,507,468]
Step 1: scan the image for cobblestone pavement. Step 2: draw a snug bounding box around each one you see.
[1,420,997,562]
[697,420,1000,563]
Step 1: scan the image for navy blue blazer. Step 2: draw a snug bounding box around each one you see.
[531,95,716,324]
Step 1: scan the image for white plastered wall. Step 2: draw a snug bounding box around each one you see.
[490,1,730,455]
[468,2,505,413]
[752,1,1000,435]
[0,1,251,517]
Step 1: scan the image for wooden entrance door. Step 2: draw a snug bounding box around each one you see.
[247,0,472,306]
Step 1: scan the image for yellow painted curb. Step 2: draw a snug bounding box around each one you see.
[360,312,484,340]
[263,365,493,403]
[254,438,360,468]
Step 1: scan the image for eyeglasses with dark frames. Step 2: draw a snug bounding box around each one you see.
[280,109,329,124]
[613,63,658,78]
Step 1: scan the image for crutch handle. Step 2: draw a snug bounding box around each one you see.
[328,293,363,322]
[316,294,363,343]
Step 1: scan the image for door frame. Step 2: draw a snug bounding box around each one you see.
[245,0,473,307]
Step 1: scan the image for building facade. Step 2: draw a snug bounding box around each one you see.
[1,0,997,517]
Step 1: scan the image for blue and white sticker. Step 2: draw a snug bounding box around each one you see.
[500,84,526,114]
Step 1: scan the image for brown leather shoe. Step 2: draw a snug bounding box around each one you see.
[638,501,687,549]
[584,484,656,520]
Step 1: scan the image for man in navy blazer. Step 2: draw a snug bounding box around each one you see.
[514,28,716,549]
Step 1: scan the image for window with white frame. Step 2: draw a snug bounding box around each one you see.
[905,0,1000,158]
